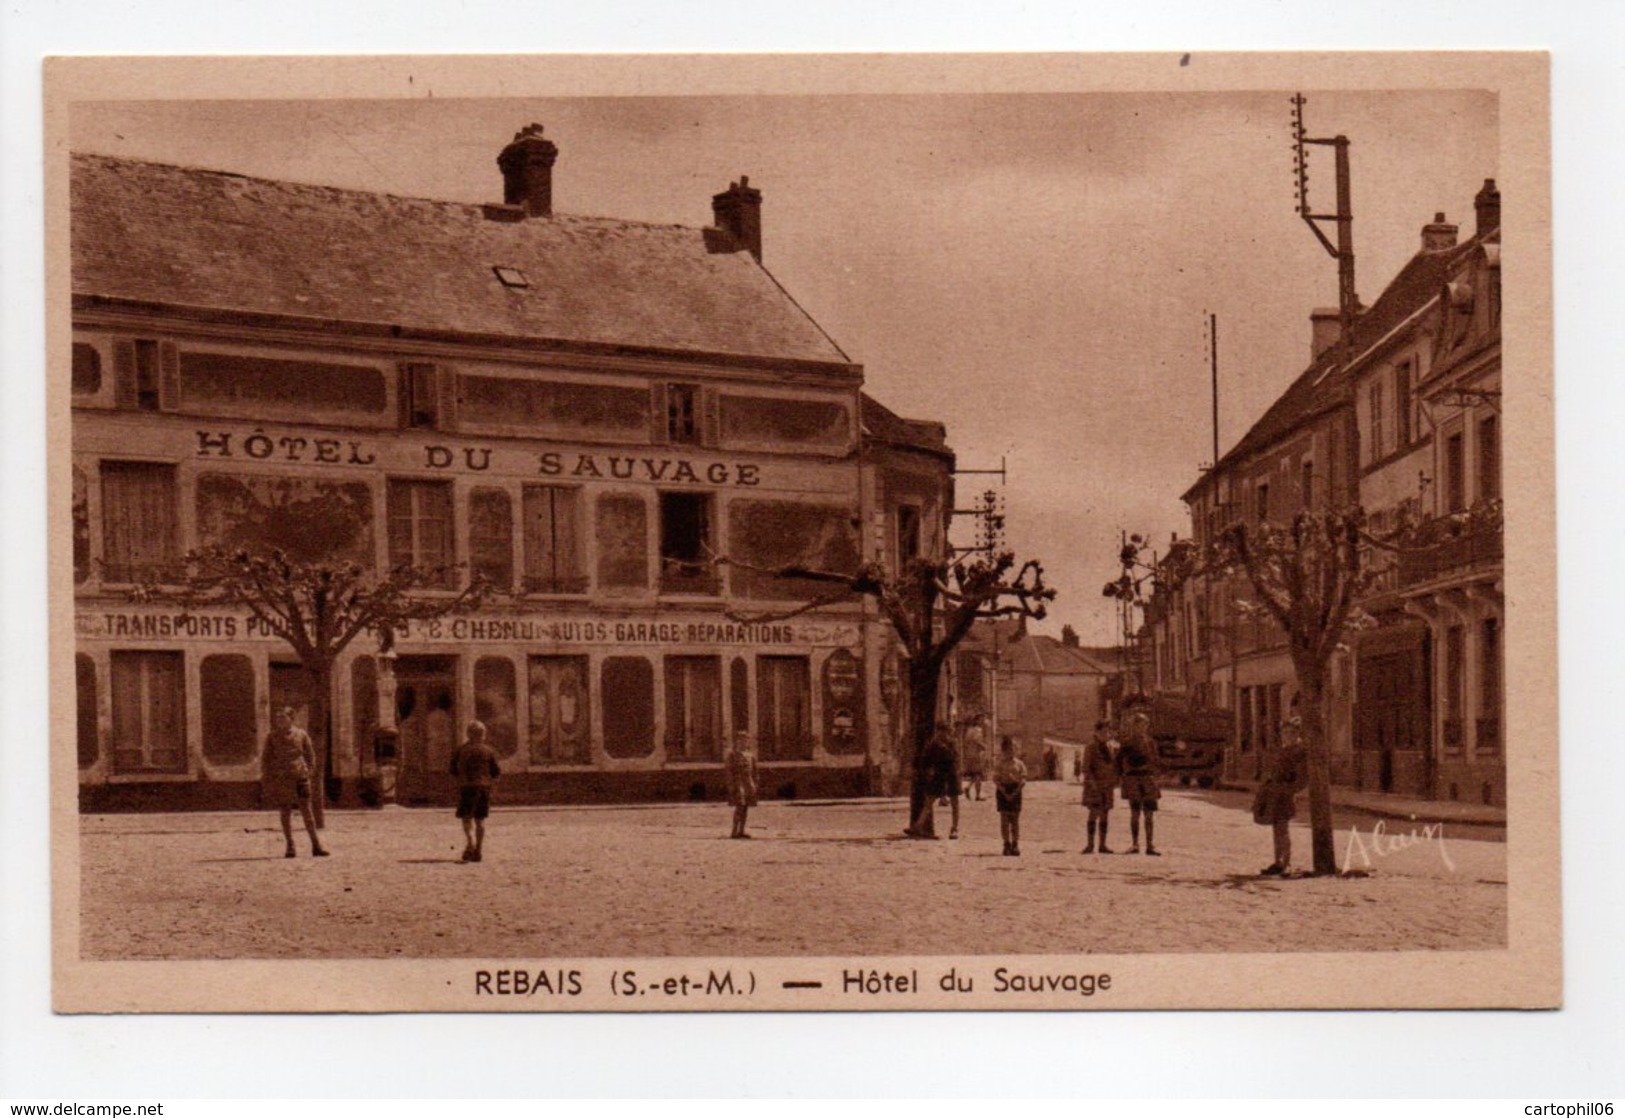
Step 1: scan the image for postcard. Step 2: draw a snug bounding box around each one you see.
[46,51,1556,1012]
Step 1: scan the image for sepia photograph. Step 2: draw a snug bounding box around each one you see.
[43,51,1556,1013]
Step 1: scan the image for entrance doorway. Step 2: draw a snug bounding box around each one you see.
[394,656,458,803]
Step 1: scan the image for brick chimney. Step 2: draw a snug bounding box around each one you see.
[1310,307,1341,360]
[708,176,763,262]
[1475,178,1501,237]
[1422,211,1459,252]
[496,123,558,218]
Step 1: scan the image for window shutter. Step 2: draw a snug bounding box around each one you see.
[435,365,458,432]
[700,387,720,447]
[158,341,181,411]
[112,340,138,410]
[650,383,670,445]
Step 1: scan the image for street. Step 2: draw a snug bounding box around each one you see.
[78,781,1507,960]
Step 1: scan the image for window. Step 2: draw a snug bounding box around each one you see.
[196,473,375,568]
[1445,432,1467,513]
[110,651,186,774]
[659,491,717,594]
[529,656,591,764]
[76,654,99,769]
[596,494,649,591]
[897,505,922,566]
[73,343,103,396]
[200,654,257,765]
[1255,482,1270,523]
[757,655,812,761]
[181,352,388,417]
[665,656,723,761]
[1478,415,1500,502]
[1444,624,1466,753]
[469,488,514,589]
[1479,617,1501,755]
[522,485,585,593]
[402,363,439,428]
[1395,361,1413,447]
[1368,380,1385,461]
[475,656,519,760]
[387,479,455,587]
[601,656,655,759]
[1301,460,1315,509]
[667,384,700,444]
[101,461,178,583]
[73,466,91,585]
[135,340,161,410]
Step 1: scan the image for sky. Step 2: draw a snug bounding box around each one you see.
[70,90,1498,644]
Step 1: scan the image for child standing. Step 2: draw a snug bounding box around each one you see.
[449,721,500,863]
[993,735,1027,857]
[1080,720,1118,854]
[725,731,759,839]
[1116,710,1163,856]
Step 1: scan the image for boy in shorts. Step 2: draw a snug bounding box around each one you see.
[450,720,500,862]
[1116,710,1163,856]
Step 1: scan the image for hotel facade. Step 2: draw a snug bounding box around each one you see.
[70,129,953,810]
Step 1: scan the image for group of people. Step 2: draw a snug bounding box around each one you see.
[265,702,1311,875]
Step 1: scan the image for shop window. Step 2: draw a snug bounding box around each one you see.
[728,499,861,600]
[730,657,750,739]
[659,492,717,594]
[101,461,179,583]
[469,488,514,589]
[72,343,103,396]
[180,351,387,417]
[522,485,585,594]
[197,473,374,568]
[110,651,186,774]
[1478,415,1500,503]
[200,654,257,765]
[757,655,812,761]
[72,465,90,585]
[1445,432,1466,513]
[475,656,519,760]
[1478,617,1501,756]
[528,656,591,764]
[596,494,649,592]
[1444,624,1466,753]
[664,656,722,761]
[387,479,455,587]
[601,656,655,759]
[76,654,99,769]
[667,383,700,445]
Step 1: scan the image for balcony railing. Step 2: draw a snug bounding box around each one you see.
[659,558,721,596]
[1398,516,1503,587]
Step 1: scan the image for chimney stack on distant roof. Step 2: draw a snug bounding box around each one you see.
[1422,211,1459,252]
[1310,307,1342,361]
[1475,178,1501,237]
[708,176,763,263]
[497,123,559,218]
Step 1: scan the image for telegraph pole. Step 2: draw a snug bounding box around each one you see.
[1292,93,1360,344]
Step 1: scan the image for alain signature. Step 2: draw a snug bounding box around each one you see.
[1341,819,1455,873]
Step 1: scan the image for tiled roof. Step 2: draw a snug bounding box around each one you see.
[1185,236,1482,502]
[860,393,954,460]
[70,153,853,369]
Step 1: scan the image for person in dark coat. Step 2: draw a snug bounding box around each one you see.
[1115,710,1163,856]
[1253,715,1309,875]
[1080,720,1118,854]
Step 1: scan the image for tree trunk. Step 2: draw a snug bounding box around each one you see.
[905,656,942,827]
[307,661,333,829]
[1293,658,1338,875]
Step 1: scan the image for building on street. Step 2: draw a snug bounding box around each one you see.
[70,127,952,809]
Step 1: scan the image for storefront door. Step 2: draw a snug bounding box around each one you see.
[394,656,458,801]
